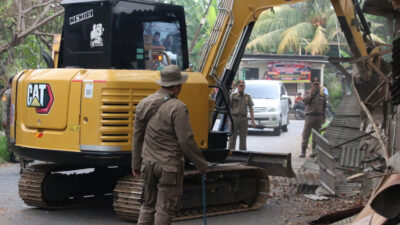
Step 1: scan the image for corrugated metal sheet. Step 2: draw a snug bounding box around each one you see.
[334,94,361,117]
[301,158,320,171]
[318,148,337,195]
[339,146,366,168]
[312,94,365,197]
[330,117,361,129]
[324,127,363,149]
[335,182,362,197]
[289,169,320,194]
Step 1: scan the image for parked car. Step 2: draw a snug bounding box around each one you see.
[245,80,290,136]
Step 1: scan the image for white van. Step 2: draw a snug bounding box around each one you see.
[245,80,290,136]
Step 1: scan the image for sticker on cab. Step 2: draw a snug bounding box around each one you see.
[27,83,54,114]
[84,82,93,98]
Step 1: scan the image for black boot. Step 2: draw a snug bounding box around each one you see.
[299,147,306,158]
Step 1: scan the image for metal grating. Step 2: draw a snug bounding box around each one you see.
[100,88,155,144]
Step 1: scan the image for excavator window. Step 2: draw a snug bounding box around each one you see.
[59,0,189,70]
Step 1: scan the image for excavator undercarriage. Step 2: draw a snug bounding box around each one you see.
[20,159,279,221]
[114,164,269,221]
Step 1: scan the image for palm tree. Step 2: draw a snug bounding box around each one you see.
[246,0,334,55]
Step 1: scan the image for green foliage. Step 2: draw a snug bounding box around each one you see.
[0,135,7,164]
[247,0,335,55]
[0,0,63,77]
[340,50,351,58]
[329,87,343,113]
[0,0,392,76]
[159,0,217,68]
[246,0,390,55]
[324,65,344,113]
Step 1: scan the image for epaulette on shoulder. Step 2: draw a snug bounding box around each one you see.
[162,94,176,102]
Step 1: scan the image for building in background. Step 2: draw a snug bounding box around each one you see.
[238,54,329,102]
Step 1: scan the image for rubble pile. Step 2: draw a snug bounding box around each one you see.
[287,94,390,223]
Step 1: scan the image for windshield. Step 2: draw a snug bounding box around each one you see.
[246,84,278,99]
[60,1,188,70]
[113,1,187,70]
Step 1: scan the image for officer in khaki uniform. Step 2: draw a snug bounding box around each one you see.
[132,65,208,225]
[300,82,326,157]
[229,80,255,150]
[2,76,16,162]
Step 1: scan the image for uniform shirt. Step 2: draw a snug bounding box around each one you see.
[303,89,326,116]
[2,88,11,125]
[131,88,208,171]
[230,92,254,117]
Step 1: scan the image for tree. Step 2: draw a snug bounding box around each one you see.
[246,0,334,55]
[0,0,64,86]
[246,0,388,56]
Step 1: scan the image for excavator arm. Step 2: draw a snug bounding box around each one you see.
[203,0,376,132]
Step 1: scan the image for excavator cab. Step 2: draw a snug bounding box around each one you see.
[59,0,189,70]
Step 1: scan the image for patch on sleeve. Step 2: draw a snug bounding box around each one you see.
[183,104,188,114]
[2,95,6,102]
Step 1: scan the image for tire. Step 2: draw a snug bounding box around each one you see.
[273,122,281,136]
[282,115,289,132]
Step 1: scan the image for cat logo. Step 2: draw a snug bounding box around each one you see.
[27,83,54,114]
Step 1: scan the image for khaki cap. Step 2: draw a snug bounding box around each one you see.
[156,65,188,87]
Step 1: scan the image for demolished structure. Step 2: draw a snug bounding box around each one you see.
[292,0,400,223]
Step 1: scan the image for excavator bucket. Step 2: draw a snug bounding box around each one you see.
[226,150,296,178]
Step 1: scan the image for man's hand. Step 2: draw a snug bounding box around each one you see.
[132,169,141,178]
[311,86,318,94]
[2,122,7,129]
[251,120,256,127]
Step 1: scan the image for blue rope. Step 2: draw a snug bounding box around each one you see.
[201,174,207,225]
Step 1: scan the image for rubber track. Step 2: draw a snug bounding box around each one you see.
[19,167,48,208]
[113,164,270,221]
[19,164,113,209]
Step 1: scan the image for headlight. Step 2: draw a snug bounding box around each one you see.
[268,107,277,112]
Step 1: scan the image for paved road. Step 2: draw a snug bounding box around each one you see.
[0,120,305,225]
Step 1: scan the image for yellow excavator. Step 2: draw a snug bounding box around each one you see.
[10,0,386,222]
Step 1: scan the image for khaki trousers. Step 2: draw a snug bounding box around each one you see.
[138,160,183,225]
[301,115,324,151]
[229,115,248,150]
